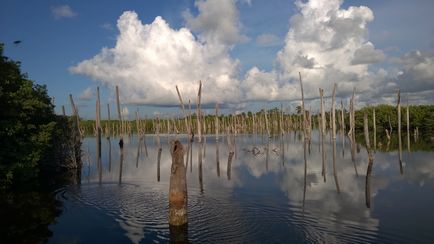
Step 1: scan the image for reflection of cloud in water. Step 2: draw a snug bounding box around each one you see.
[80,133,434,243]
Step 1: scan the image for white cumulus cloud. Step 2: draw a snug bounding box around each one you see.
[70,0,433,109]
[183,0,248,46]
[274,0,378,97]
[351,42,385,65]
[70,11,242,106]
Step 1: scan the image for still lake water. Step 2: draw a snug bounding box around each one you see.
[48,131,434,243]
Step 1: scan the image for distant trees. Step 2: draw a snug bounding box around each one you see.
[355,104,434,136]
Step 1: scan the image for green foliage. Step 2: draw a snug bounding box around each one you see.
[0,43,70,189]
[354,104,434,136]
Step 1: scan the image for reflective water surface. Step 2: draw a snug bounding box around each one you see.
[49,132,434,243]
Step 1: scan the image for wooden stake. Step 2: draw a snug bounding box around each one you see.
[406,103,410,152]
[332,83,337,140]
[215,103,219,141]
[169,140,187,226]
[115,85,123,134]
[298,72,306,140]
[397,89,403,175]
[373,108,376,151]
[364,112,374,208]
[196,81,202,143]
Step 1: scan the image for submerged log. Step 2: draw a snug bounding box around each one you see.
[169,140,188,226]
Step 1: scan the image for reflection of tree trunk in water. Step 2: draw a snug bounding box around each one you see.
[143,136,148,157]
[341,131,345,158]
[190,139,193,173]
[399,135,403,175]
[280,136,285,166]
[119,148,124,184]
[136,137,141,168]
[97,133,102,184]
[108,138,112,172]
[157,147,162,182]
[350,135,358,177]
[321,131,326,183]
[265,139,270,172]
[234,136,237,160]
[216,140,220,177]
[98,157,102,184]
[302,140,307,209]
[203,136,206,157]
[87,148,91,183]
[332,139,340,194]
[308,138,311,155]
[198,141,203,193]
[365,159,373,208]
[363,112,374,208]
[169,224,188,243]
[227,151,234,181]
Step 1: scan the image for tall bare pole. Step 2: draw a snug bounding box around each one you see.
[107,103,111,136]
[175,85,190,136]
[406,103,410,152]
[264,106,270,137]
[196,81,202,143]
[319,88,325,134]
[351,88,356,136]
[298,72,306,140]
[373,108,376,151]
[340,100,345,133]
[115,85,123,134]
[69,94,81,137]
[397,89,403,175]
[96,87,102,156]
[332,83,337,140]
[215,103,219,141]
[364,112,374,208]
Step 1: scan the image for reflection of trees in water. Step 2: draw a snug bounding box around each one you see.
[0,191,63,243]
[1,169,80,243]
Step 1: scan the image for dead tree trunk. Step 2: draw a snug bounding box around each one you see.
[169,140,187,226]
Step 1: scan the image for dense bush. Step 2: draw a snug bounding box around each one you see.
[0,43,78,189]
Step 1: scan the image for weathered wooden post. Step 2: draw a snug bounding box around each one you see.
[363,112,374,208]
[298,72,306,141]
[96,87,102,183]
[406,103,410,152]
[332,83,337,140]
[397,90,403,174]
[373,108,376,151]
[169,140,188,226]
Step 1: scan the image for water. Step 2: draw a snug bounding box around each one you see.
[35,132,434,242]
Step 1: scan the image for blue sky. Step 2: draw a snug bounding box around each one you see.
[1,0,434,119]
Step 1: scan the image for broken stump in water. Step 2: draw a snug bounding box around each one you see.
[169,140,188,226]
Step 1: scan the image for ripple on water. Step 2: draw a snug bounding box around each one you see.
[55,182,412,243]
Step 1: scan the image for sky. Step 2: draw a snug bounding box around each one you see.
[1,0,434,119]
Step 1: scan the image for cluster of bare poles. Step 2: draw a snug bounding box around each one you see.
[65,74,411,229]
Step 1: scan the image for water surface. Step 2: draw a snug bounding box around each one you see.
[49,132,434,243]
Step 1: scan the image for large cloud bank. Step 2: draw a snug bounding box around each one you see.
[71,0,434,107]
